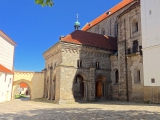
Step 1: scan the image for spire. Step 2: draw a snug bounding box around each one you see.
[76,14,78,21]
[74,14,80,30]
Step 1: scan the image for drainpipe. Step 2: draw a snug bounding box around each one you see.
[124,18,129,101]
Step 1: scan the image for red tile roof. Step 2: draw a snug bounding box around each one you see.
[82,0,134,31]
[0,30,17,46]
[0,64,13,74]
[20,83,28,88]
[61,30,117,51]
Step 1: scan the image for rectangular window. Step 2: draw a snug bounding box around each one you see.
[137,71,140,82]
[80,60,82,67]
[133,40,138,53]
[127,48,131,54]
[135,22,138,31]
[151,78,155,83]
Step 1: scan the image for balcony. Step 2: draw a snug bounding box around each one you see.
[126,46,142,57]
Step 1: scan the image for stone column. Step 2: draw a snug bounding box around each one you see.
[52,80,55,100]
[49,66,53,100]
[83,80,88,101]
[89,67,96,101]
[103,82,106,98]
[47,78,50,100]
[42,68,47,98]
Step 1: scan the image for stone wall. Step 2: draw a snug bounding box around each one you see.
[118,5,144,101]
[43,41,115,103]
[110,55,119,99]
[43,42,62,101]
[59,42,114,103]
[86,2,135,37]
[13,71,44,100]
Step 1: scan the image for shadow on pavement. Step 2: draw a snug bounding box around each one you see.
[0,107,160,120]
[32,98,160,107]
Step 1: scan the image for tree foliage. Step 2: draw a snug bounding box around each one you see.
[35,0,54,7]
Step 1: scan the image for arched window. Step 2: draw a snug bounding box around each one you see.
[133,40,138,53]
[96,61,100,69]
[77,60,82,68]
[134,70,141,84]
[101,28,105,35]
[115,70,119,83]
[73,74,84,100]
[132,20,138,33]
[138,70,141,82]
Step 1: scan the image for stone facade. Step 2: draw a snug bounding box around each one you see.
[85,1,144,101]
[43,0,145,103]
[86,2,135,37]
[117,4,143,101]
[43,41,115,103]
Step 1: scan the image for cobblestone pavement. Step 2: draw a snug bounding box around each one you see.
[0,99,160,120]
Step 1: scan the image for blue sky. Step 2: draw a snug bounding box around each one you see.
[0,0,121,71]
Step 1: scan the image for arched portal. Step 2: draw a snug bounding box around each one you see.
[73,74,84,100]
[96,75,106,98]
[12,80,32,100]
[14,82,31,100]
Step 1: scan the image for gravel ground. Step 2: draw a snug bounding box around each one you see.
[0,98,160,120]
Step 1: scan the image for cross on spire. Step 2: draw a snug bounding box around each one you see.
[74,14,80,30]
[76,14,78,21]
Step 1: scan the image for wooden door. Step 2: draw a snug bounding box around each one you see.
[96,81,102,97]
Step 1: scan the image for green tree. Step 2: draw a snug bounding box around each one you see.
[35,0,54,7]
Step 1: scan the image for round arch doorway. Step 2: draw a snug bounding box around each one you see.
[73,74,84,101]
[14,82,31,100]
[96,75,106,98]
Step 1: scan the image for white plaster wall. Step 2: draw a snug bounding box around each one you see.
[0,36,14,70]
[143,46,160,86]
[141,0,160,86]
[0,72,13,103]
[141,0,160,48]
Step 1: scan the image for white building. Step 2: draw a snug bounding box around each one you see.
[0,64,14,102]
[0,30,16,103]
[141,0,160,102]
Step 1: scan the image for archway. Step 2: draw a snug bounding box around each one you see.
[96,75,106,98]
[73,74,84,101]
[14,82,31,100]
[12,80,32,100]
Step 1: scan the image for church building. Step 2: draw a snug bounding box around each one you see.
[43,0,144,104]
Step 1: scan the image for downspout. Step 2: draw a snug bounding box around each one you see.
[124,18,129,101]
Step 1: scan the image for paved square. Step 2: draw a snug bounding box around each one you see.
[0,99,160,120]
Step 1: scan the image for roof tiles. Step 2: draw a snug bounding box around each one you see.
[61,30,117,51]
[0,64,13,74]
[20,83,28,88]
[82,0,134,31]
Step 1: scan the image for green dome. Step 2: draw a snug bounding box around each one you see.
[75,21,80,26]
